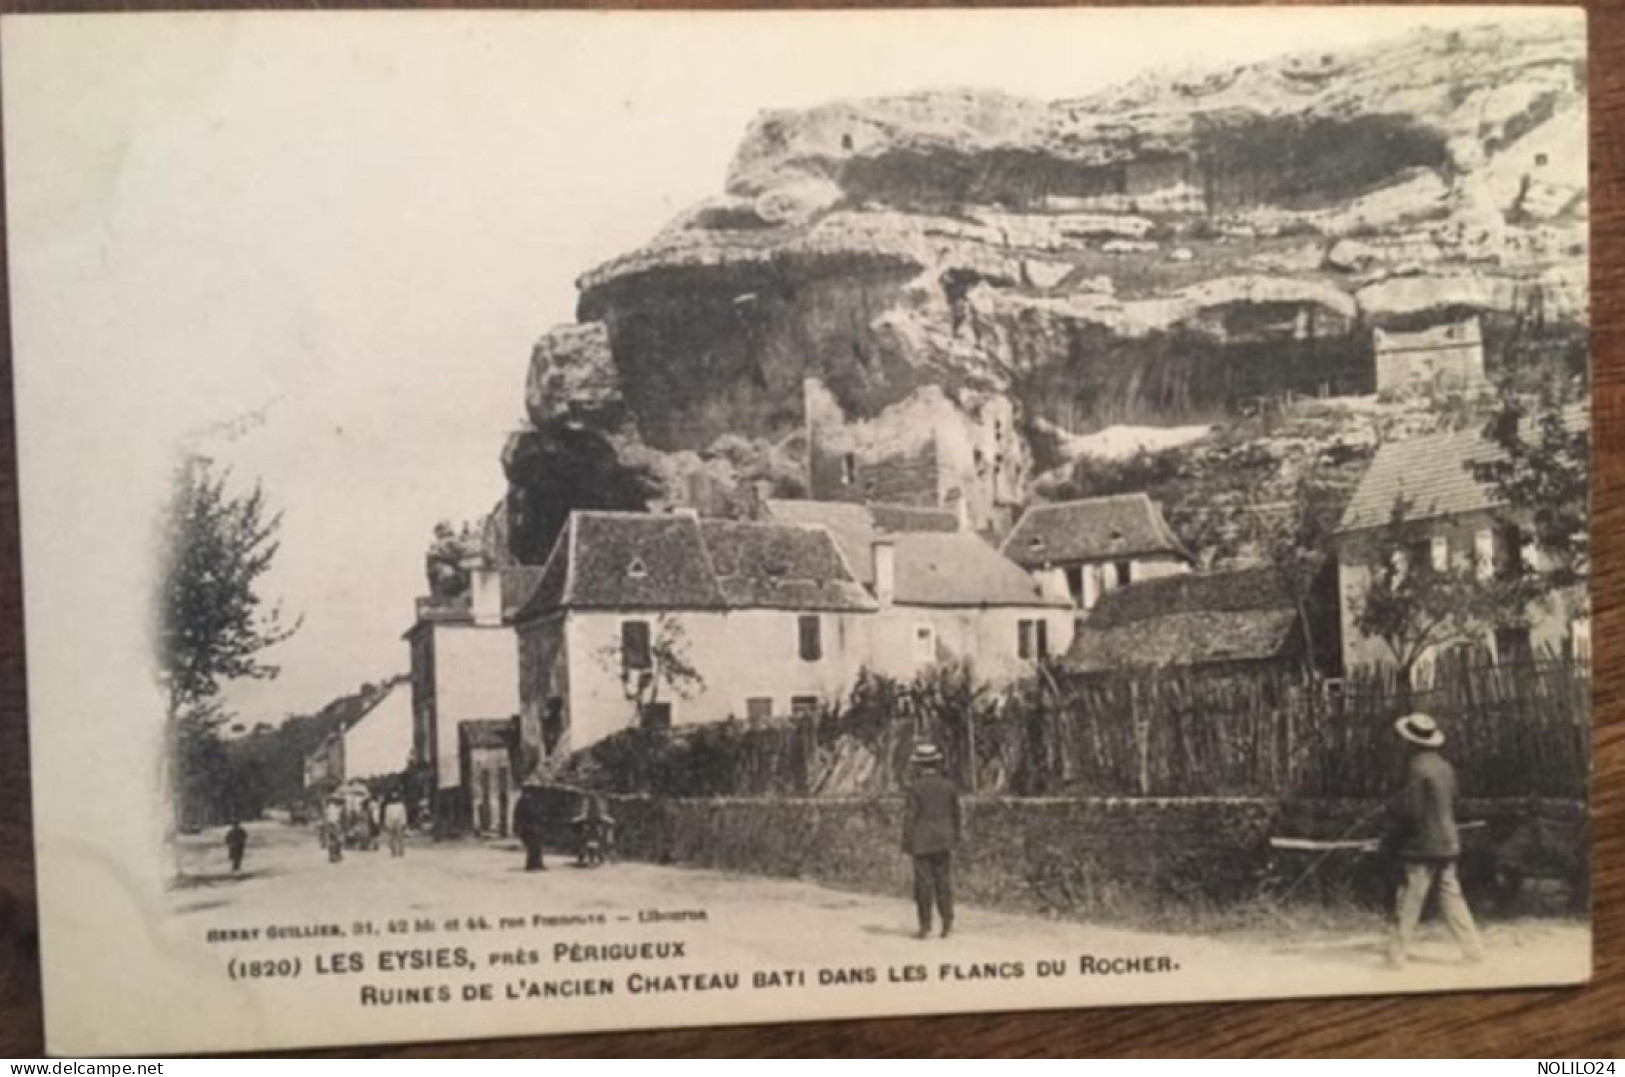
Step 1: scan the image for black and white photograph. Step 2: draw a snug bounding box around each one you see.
[2,6,1592,1055]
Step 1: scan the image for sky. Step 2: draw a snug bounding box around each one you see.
[3,7,1559,726]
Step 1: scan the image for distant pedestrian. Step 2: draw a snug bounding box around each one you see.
[383,792,409,858]
[225,820,248,874]
[322,796,345,863]
[1385,713,1484,967]
[514,781,547,872]
[364,795,381,852]
[902,742,961,939]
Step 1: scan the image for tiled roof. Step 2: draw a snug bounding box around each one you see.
[892,532,1072,608]
[1064,565,1300,672]
[515,511,875,617]
[1001,493,1190,568]
[1068,609,1301,673]
[764,499,1064,608]
[1337,426,1499,533]
[1082,565,1295,627]
[1338,405,1588,535]
[699,520,878,611]
[764,499,957,586]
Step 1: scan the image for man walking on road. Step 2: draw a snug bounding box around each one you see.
[902,741,961,939]
[514,780,548,872]
[225,820,248,874]
[383,791,409,858]
[1386,712,1484,967]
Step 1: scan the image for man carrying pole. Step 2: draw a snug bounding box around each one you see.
[1386,712,1484,967]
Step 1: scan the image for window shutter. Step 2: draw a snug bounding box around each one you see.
[798,615,822,661]
[1475,529,1494,580]
[622,620,652,671]
[1430,535,1449,572]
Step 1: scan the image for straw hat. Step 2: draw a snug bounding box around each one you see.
[911,742,945,766]
[1394,712,1445,749]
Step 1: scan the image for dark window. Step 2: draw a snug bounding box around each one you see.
[841,454,857,485]
[790,696,820,718]
[1018,619,1049,659]
[622,620,652,672]
[841,133,854,151]
[1535,152,1549,167]
[640,701,672,731]
[798,614,823,661]
[1406,539,1433,573]
[1064,566,1084,602]
[746,697,774,721]
[1494,625,1533,666]
[1114,561,1132,586]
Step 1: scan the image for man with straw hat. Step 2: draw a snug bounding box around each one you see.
[1386,712,1484,967]
[902,741,961,939]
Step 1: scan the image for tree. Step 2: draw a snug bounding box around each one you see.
[1469,372,1589,592]
[155,453,300,825]
[1248,461,1344,675]
[1354,494,1531,680]
[157,454,301,717]
[593,614,703,733]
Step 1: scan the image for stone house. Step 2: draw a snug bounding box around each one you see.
[1334,420,1589,675]
[1064,563,1341,679]
[1000,493,1192,612]
[764,500,1076,681]
[513,512,878,762]
[1372,316,1485,393]
[405,564,546,830]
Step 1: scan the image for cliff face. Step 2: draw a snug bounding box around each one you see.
[507,19,1586,558]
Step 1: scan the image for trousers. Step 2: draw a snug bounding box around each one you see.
[1390,858,1483,964]
[523,835,546,872]
[913,852,954,933]
[386,824,406,858]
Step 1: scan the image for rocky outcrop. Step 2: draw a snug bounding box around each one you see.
[503,17,1586,557]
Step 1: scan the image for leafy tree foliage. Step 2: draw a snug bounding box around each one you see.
[1354,495,1536,678]
[1469,366,1589,591]
[156,453,299,828]
[157,454,301,718]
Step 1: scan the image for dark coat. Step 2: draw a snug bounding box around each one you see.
[902,772,961,857]
[1389,749,1461,859]
[513,790,547,842]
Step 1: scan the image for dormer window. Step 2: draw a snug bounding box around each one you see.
[627,557,649,580]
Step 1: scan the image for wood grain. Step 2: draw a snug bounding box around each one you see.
[0,0,1620,1057]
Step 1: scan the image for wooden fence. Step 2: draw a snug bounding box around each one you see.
[561,658,1590,802]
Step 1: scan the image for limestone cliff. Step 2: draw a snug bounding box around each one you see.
[505,18,1586,560]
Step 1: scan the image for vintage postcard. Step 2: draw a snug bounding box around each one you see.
[3,7,1592,1056]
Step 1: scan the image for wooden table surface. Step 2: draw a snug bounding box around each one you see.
[0,0,1620,1057]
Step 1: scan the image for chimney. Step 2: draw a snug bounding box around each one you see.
[468,559,503,627]
[872,540,896,608]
